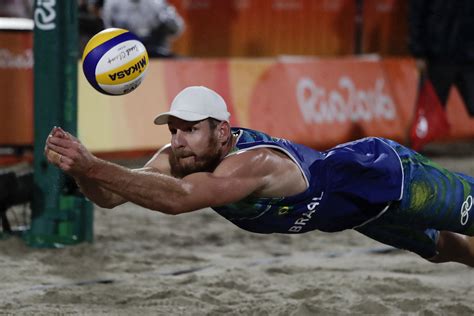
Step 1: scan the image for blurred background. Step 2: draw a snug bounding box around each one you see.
[2,0,473,157]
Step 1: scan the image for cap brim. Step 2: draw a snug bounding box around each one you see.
[153,110,209,125]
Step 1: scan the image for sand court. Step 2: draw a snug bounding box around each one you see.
[1,146,473,315]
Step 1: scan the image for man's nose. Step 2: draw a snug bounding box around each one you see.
[172,130,186,148]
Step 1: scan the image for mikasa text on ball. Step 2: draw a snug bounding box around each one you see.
[82,28,149,95]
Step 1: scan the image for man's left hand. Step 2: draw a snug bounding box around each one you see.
[45,127,97,177]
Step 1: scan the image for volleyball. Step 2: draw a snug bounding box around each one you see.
[82,28,149,95]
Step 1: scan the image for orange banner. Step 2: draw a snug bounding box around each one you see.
[245,58,417,148]
[156,58,417,148]
[0,29,33,146]
[2,57,473,153]
[76,57,474,152]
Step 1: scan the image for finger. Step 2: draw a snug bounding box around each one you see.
[48,135,76,149]
[45,139,53,155]
[55,128,67,138]
[53,130,65,138]
[50,126,60,135]
[55,127,71,138]
[63,131,77,141]
[58,154,73,165]
[46,149,74,172]
[45,133,55,154]
[48,126,68,139]
[47,142,73,157]
[45,127,61,155]
[46,149,62,165]
[58,155,74,171]
[51,127,76,142]
[45,136,60,152]
[49,126,65,138]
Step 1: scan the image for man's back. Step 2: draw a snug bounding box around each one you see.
[212,128,404,234]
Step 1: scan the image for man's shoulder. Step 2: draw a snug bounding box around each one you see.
[144,144,172,174]
[217,147,289,177]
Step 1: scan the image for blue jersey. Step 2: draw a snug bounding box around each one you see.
[212,128,404,234]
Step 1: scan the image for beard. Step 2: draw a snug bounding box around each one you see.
[169,135,222,178]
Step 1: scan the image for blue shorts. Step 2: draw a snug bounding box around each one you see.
[355,142,474,258]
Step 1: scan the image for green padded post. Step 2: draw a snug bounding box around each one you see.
[24,0,93,247]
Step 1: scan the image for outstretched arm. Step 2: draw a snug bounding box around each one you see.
[70,149,171,209]
[82,159,265,214]
[74,174,127,209]
[45,129,269,214]
[45,127,171,209]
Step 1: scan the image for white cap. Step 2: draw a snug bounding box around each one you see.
[154,86,231,125]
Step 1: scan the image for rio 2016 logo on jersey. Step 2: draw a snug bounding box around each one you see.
[460,195,472,226]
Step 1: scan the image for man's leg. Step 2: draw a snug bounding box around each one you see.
[428,231,474,267]
[361,142,474,265]
[355,218,440,260]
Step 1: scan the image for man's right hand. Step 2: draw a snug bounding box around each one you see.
[44,126,66,166]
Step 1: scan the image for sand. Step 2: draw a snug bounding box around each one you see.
[1,143,473,315]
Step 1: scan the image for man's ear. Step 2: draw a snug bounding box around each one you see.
[218,121,231,143]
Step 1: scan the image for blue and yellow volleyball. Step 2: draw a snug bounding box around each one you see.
[82,28,149,95]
